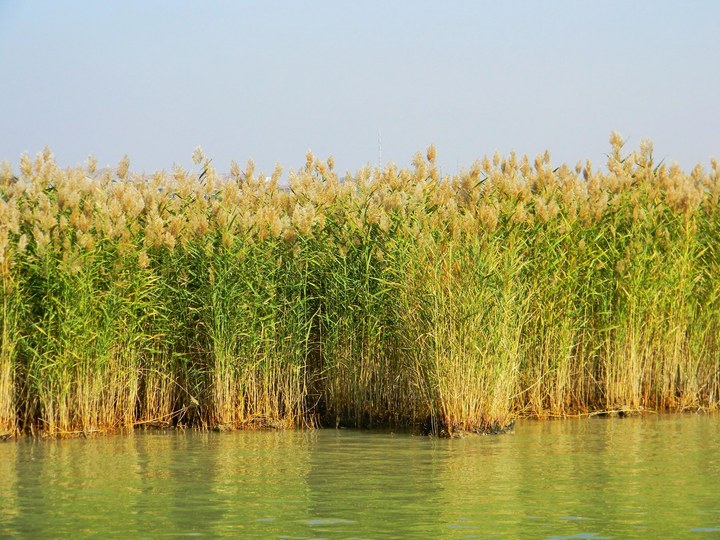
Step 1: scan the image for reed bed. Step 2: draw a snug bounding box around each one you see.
[1,135,719,437]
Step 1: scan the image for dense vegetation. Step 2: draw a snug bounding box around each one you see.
[1,134,719,437]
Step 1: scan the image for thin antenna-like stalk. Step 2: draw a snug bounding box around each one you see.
[378,129,382,169]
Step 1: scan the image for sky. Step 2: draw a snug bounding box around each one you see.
[1,0,719,178]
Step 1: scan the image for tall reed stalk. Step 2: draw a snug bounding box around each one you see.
[0,254,20,436]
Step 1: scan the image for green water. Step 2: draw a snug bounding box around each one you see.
[1,415,719,538]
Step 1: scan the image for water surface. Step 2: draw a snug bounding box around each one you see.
[1,414,719,538]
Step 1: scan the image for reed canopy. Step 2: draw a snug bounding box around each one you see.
[1,134,719,437]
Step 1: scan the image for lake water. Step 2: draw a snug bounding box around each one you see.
[1,414,719,538]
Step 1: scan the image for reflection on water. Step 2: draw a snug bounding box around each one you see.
[0,415,719,538]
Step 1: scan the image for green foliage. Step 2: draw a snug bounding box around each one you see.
[0,139,719,437]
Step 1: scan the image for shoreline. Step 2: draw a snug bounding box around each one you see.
[4,407,715,442]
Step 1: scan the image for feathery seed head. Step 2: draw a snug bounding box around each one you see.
[590,192,608,223]
[412,151,428,181]
[519,155,532,179]
[86,155,98,175]
[163,231,176,250]
[172,164,188,184]
[19,154,32,178]
[77,231,95,251]
[32,147,52,176]
[481,155,492,174]
[269,209,284,238]
[511,202,529,224]
[609,131,624,152]
[230,160,242,183]
[17,233,29,255]
[426,144,437,164]
[245,159,256,183]
[117,155,130,180]
[469,160,482,180]
[220,230,234,249]
[478,203,499,232]
[534,154,543,173]
[508,151,518,172]
[282,225,297,243]
[188,212,209,237]
[411,181,426,204]
[192,146,205,165]
[315,159,328,178]
[271,163,283,184]
[639,139,654,165]
[32,225,51,257]
[292,202,316,237]
[378,211,391,233]
[0,160,14,186]
[138,249,150,269]
[534,197,549,223]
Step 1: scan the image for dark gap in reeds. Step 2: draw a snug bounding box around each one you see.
[1,136,720,438]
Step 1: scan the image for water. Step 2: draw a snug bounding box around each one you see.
[1,414,719,538]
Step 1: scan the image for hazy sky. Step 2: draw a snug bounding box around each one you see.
[1,1,718,177]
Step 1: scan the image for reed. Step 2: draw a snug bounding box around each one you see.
[0,225,21,436]
[1,135,719,437]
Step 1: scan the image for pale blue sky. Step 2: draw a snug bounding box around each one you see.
[1,1,718,176]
